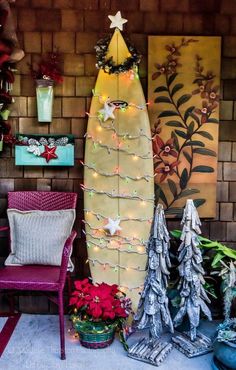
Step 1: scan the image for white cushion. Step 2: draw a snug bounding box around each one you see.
[5,209,76,271]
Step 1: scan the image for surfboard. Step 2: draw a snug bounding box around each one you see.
[83,28,154,311]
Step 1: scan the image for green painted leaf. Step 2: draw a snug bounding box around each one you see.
[154,96,172,104]
[192,165,214,173]
[184,106,195,122]
[154,86,168,93]
[196,131,213,140]
[155,185,168,207]
[180,168,188,189]
[171,131,179,151]
[171,83,184,97]
[167,179,177,197]
[167,73,177,87]
[177,94,192,108]
[165,121,185,128]
[193,148,216,157]
[165,207,183,216]
[177,188,200,199]
[193,199,206,208]
[207,118,219,124]
[190,112,200,126]
[158,110,178,118]
[188,121,195,134]
[185,140,205,147]
[175,129,187,139]
[183,150,192,164]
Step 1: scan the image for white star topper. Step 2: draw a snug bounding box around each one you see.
[103,218,122,236]
[98,99,116,121]
[108,11,128,31]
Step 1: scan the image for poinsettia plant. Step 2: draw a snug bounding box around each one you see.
[29,52,63,84]
[69,279,133,349]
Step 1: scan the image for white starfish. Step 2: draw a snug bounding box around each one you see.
[103,218,122,236]
[98,100,116,121]
[108,11,128,31]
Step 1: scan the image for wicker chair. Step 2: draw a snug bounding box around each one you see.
[0,191,77,360]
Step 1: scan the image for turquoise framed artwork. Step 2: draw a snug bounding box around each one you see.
[15,134,74,166]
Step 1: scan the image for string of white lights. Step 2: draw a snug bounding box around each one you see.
[88,257,146,272]
[81,184,154,202]
[84,209,152,222]
[83,225,148,245]
[86,238,146,255]
[85,134,155,159]
[119,284,144,292]
[81,161,154,182]
[93,118,153,142]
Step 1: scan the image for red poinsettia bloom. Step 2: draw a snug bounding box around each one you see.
[84,285,114,319]
[153,135,177,158]
[69,280,131,322]
[195,100,217,124]
[155,160,180,182]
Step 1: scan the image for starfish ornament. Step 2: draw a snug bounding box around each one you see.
[98,99,116,121]
[108,11,128,31]
[103,218,122,236]
[40,145,58,163]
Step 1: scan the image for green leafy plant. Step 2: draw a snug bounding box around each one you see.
[171,229,236,267]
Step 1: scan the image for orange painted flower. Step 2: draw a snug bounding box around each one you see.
[153,135,178,158]
[155,160,180,182]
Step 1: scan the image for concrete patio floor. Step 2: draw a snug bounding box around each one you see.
[0,315,216,370]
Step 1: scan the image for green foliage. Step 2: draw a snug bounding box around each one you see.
[170,229,236,267]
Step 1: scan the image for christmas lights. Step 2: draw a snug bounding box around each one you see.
[85,134,154,159]
[81,185,154,203]
[82,162,154,182]
[86,239,146,255]
[84,209,152,223]
[83,230,147,247]
[88,258,146,272]
[86,115,153,142]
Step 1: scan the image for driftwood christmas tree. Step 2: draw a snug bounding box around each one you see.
[134,203,174,339]
[173,199,212,342]
[128,204,173,366]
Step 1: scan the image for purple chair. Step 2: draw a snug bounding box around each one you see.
[0,191,77,359]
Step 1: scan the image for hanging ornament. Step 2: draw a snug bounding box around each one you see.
[27,145,41,157]
[40,145,58,163]
[103,218,122,236]
[98,99,116,121]
[108,11,127,31]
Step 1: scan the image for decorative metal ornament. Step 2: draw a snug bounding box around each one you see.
[172,198,213,357]
[128,204,173,366]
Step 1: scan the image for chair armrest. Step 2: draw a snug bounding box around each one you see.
[0,226,9,232]
[59,230,77,286]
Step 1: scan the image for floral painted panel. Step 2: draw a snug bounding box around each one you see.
[148,36,221,217]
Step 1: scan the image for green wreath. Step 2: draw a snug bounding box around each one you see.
[95,35,141,75]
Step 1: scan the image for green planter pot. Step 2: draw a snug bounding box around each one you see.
[36,79,54,122]
[72,319,117,349]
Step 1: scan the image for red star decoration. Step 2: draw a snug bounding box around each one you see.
[40,145,58,162]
